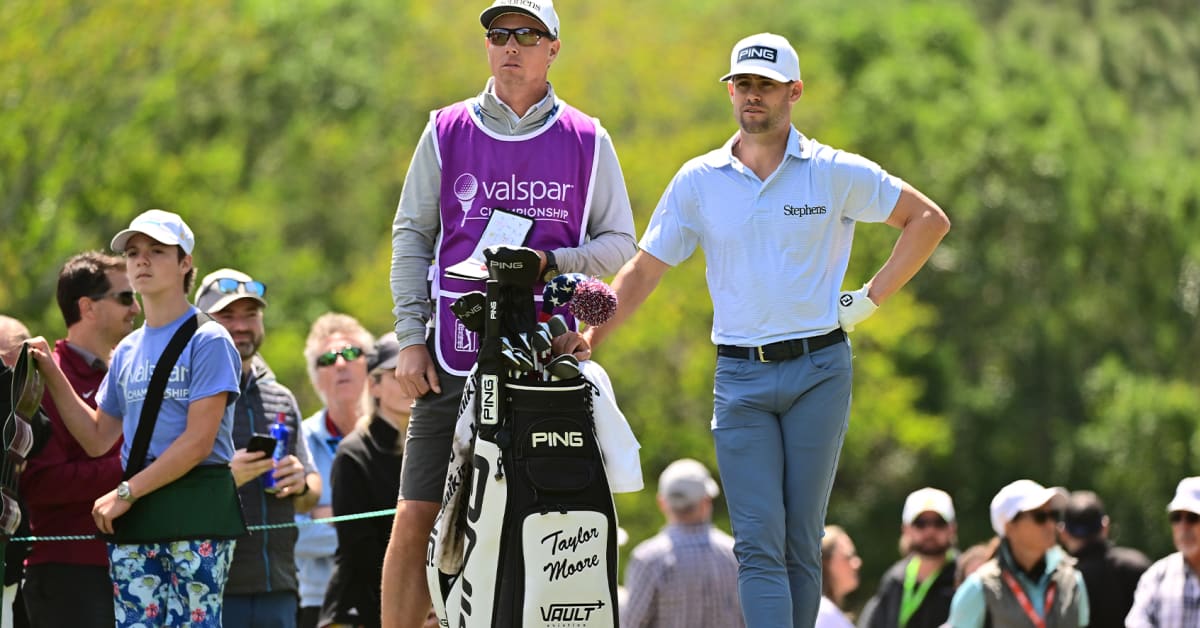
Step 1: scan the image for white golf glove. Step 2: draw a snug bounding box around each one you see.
[838,285,877,332]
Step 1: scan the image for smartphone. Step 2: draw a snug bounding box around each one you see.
[246,434,278,457]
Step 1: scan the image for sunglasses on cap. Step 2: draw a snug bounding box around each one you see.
[1170,511,1200,525]
[211,278,266,298]
[1016,509,1060,525]
[486,27,551,47]
[911,515,949,530]
[89,290,137,307]
[315,346,364,368]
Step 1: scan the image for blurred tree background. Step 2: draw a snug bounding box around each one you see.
[3,0,1198,610]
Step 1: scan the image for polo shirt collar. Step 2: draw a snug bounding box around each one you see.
[707,125,814,168]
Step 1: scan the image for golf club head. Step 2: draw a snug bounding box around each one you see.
[450,291,487,333]
[514,332,533,354]
[546,353,581,380]
[511,347,535,372]
[529,328,552,352]
[547,314,570,338]
[484,245,541,287]
[500,347,522,370]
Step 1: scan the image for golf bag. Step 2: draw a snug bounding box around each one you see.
[428,246,623,628]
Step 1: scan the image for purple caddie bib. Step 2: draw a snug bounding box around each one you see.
[432,100,597,375]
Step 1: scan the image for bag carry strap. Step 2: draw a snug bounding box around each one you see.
[123,312,208,479]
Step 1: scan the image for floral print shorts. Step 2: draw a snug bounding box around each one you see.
[108,539,236,627]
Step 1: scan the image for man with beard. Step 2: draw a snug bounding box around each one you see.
[578,32,951,628]
[198,268,321,628]
[857,488,959,628]
[1127,477,1200,628]
[20,252,140,627]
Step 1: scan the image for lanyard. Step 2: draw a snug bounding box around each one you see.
[899,557,944,628]
[1000,569,1056,628]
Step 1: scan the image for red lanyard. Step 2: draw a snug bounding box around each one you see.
[1001,569,1056,628]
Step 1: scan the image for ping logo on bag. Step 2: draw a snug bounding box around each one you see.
[531,431,584,448]
[480,375,500,425]
[539,601,606,622]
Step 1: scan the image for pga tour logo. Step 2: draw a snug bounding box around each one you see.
[452,171,575,225]
[737,45,778,63]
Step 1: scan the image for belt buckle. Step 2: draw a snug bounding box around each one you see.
[756,346,771,363]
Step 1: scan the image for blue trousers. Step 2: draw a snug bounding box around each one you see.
[712,340,852,628]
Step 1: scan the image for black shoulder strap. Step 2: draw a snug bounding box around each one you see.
[123,312,208,479]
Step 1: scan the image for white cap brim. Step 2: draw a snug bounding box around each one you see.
[110,226,189,254]
[720,66,793,83]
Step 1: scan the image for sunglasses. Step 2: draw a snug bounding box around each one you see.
[911,515,949,530]
[211,278,267,298]
[486,27,551,47]
[315,346,364,368]
[1017,509,1060,525]
[1170,511,1200,525]
[90,290,137,307]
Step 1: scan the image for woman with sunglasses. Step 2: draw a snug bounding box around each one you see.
[949,479,1090,627]
[295,313,373,628]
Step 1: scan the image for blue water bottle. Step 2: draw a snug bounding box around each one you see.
[263,412,291,493]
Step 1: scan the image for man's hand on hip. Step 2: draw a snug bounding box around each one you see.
[838,285,878,332]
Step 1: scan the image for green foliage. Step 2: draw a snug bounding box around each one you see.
[3,0,1198,607]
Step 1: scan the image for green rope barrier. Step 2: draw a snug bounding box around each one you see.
[6,508,398,543]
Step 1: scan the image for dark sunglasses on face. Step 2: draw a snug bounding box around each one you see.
[486,27,551,47]
[1017,509,1060,525]
[315,346,364,368]
[1169,511,1200,525]
[212,278,267,298]
[90,290,137,307]
[911,515,949,530]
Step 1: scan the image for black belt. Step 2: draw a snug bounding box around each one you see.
[716,329,846,362]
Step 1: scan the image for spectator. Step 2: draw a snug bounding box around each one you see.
[857,488,959,628]
[0,313,33,628]
[198,268,322,628]
[0,315,30,366]
[621,458,743,628]
[320,332,413,628]
[27,209,242,627]
[818,525,861,628]
[1126,476,1200,628]
[19,252,137,627]
[295,313,372,628]
[1057,489,1148,628]
[954,539,1000,587]
[948,479,1090,628]
[381,0,639,623]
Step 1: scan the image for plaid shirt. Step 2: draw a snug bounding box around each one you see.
[621,522,745,628]
[1126,552,1200,628]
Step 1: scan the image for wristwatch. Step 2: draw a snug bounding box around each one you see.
[541,249,560,283]
[116,481,136,503]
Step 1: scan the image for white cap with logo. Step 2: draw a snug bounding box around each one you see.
[719,32,801,83]
[110,209,195,255]
[989,479,1068,537]
[480,0,560,39]
[902,487,956,525]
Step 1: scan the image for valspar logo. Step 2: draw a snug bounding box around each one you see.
[453,171,574,224]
